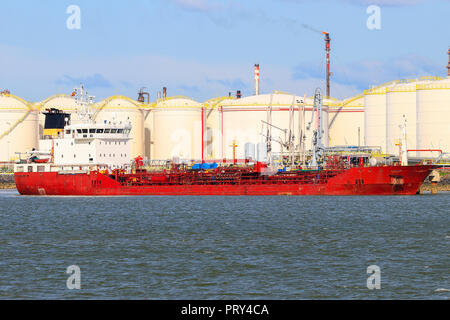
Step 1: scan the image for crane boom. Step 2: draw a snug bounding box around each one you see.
[307,88,325,167]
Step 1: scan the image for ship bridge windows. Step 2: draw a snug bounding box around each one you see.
[111,129,117,134]
[82,129,88,134]
[118,129,123,134]
[104,129,111,133]
[89,129,95,133]
[96,129,104,133]
[77,129,82,134]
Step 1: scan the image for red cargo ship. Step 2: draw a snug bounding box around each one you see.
[13,86,435,196]
[14,159,434,196]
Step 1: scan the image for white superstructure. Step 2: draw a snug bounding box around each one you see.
[16,85,132,173]
[39,121,132,170]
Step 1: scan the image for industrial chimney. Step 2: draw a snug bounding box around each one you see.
[447,47,450,77]
[323,32,331,98]
[137,87,150,103]
[254,64,260,95]
[162,87,167,99]
[236,90,242,99]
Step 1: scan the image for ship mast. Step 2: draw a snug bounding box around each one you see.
[307,88,325,167]
[399,115,408,166]
[73,84,95,123]
[266,93,274,166]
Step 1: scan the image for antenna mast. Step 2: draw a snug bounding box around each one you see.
[73,84,95,123]
[307,88,325,167]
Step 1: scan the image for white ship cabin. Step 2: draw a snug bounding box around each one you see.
[15,120,132,174]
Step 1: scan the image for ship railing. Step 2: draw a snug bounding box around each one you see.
[119,167,343,187]
[47,163,128,174]
[0,161,14,173]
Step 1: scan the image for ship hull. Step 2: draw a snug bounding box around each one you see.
[14,165,434,196]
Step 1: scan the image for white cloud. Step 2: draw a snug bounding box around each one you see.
[284,0,425,6]
[293,54,444,91]
[344,0,424,6]
[0,43,362,102]
[171,0,223,12]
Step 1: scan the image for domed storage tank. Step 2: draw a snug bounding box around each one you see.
[416,78,450,158]
[0,93,39,161]
[94,96,144,158]
[328,93,364,147]
[385,78,442,156]
[218,92,329,161]
[385,82,418,155]
[152,97,203,160]
[203,96,236,160]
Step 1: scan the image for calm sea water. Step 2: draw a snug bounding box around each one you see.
[0,189,448,299]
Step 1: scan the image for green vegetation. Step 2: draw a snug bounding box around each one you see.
[439,170,450,177]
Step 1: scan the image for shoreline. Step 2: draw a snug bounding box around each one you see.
[0,184,17,190]
[0,174,15,189]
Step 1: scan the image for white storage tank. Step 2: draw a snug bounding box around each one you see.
[94,96,144,159]
[385,82,418,155]
[364,83,391,152]
[216,92,329,161]
[203,96,236,160]
[244,142,256,161]
[416,78,450,158]
[152,96,203,160]
[0,93,39,161]
[328,93,364,147]
[257,142,268,162]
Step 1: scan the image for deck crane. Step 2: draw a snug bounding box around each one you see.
[307,88,325,167]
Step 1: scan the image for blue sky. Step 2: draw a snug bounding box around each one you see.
[0,0,449,101]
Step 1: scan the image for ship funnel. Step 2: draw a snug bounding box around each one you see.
[43,108,71,139]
